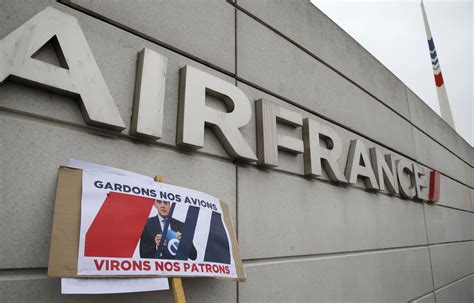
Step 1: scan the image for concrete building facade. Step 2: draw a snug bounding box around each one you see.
[0,0,472,302]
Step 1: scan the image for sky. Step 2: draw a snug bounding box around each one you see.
[311,0,473,146]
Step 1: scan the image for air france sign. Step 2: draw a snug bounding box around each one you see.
[0,7,440,203]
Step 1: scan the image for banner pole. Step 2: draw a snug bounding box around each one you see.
[154,175,186,303]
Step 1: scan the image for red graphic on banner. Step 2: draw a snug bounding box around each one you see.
[429,170,440,203]
[85,192,154,258]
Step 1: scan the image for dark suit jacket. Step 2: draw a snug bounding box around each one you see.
[140,215,197,260]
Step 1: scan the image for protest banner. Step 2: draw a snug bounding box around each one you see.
[48,166,245,282]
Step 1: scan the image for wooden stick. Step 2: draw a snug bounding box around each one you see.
[154,175,186,303]
[170,277,186,303]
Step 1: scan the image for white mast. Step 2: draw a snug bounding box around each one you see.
[420,0,455,128]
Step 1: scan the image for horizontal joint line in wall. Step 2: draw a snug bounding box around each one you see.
[0,268,47,281]
[428,239,474,247]
[433,272,474,293]
[0,107,234,166]
[231,3,472,169]
[429,203,474,214]
[57,0,236,79]
[243,245,428,266]
[408,291,435,302]
[243,240,474,266]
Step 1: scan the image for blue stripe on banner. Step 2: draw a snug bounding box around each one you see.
[428,38,435,51]
[204,211,231,264]
[430,50,437,60]
[175,206,200,260]
[432,58,439,65]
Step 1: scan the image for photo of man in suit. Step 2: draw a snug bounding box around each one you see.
[139,200,197,260]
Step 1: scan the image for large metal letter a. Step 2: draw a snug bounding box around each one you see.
[0,7,125,131]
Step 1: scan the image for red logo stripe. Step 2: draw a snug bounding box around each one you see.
[429,170,440,203]
[434,73,444,87]
[85,192,154,258]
